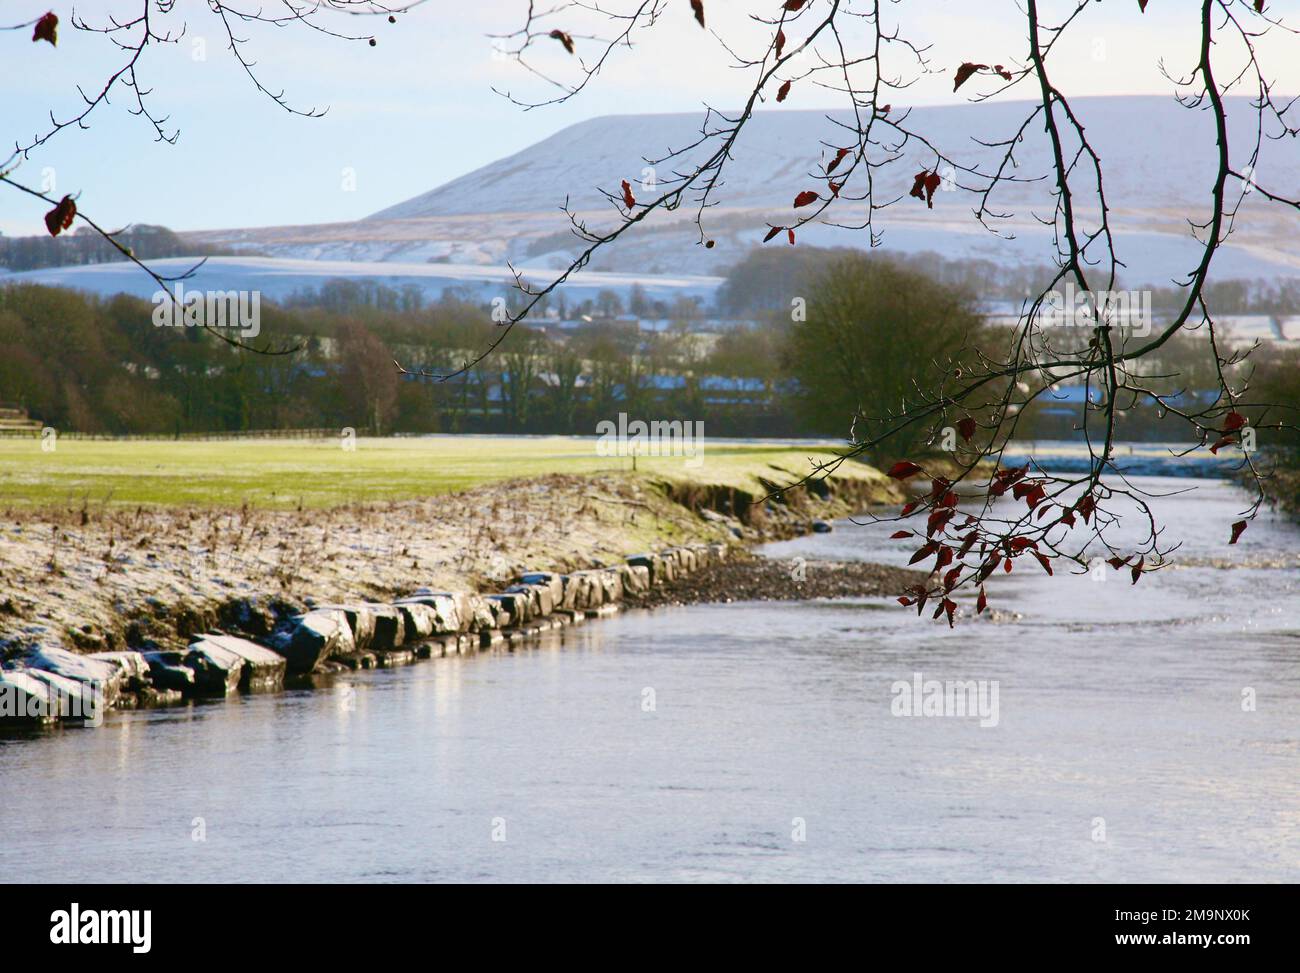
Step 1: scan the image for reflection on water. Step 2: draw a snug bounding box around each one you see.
[1,476,1297,882]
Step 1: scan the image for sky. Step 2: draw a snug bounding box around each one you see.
[2,0,1298,237]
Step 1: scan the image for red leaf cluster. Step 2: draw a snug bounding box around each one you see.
[32,11,58,45]
[909,170,941,208]
[987,465,1028,498]
[953,61,1012,92]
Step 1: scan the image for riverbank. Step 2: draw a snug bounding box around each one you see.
[6,472,1296,881]
[626,550,922,608]
[0,438,913,724]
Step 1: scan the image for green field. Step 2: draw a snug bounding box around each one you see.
[0,436,876,508]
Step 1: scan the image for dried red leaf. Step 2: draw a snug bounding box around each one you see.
[793,190,819,208]
[775,29,786,58]
[549,29,575,54]
[935,546,955,571]
[958,532,979,558]
[621,179,636,210]
[44,195,76,236]
[953,62,987,92]
[787,227,795,245]
[776,80,792,102]
[1229,520,1248,545]
[782,0,807,10]
[886,461,925,480]
[957,416,977,442]
[1032,551,1054,575]
[1130,556,1144,585]
[1223,410,1247,432]
[1075,494,1095,524]
[690,0,706,29]
[909,541,940,566]
[927,507,955,537]
[827,147,851,174]
[763,225,784,242]
[890,530,912,539]
[940,598,957,628]
[976,586,987,615]
[1209,434,1235,454]
[33,11,58,45]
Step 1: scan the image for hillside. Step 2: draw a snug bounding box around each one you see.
[176,96,1299,283]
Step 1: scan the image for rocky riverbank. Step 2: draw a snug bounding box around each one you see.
[0,464,908,727]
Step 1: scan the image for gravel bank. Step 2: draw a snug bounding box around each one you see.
[625,551,925,608]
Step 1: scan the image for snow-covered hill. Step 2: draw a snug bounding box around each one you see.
[176,96,1299,285]
[371,96,1277,219]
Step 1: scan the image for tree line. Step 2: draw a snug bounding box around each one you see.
[0,248,1291,448]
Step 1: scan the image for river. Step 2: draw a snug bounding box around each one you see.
[2,472,1297,882]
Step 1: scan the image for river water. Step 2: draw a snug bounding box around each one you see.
[2,472,1297,883]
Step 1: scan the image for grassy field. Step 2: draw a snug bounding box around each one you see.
[0,436,877,509]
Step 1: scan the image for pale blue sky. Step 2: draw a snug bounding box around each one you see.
[3,0,1296,237]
